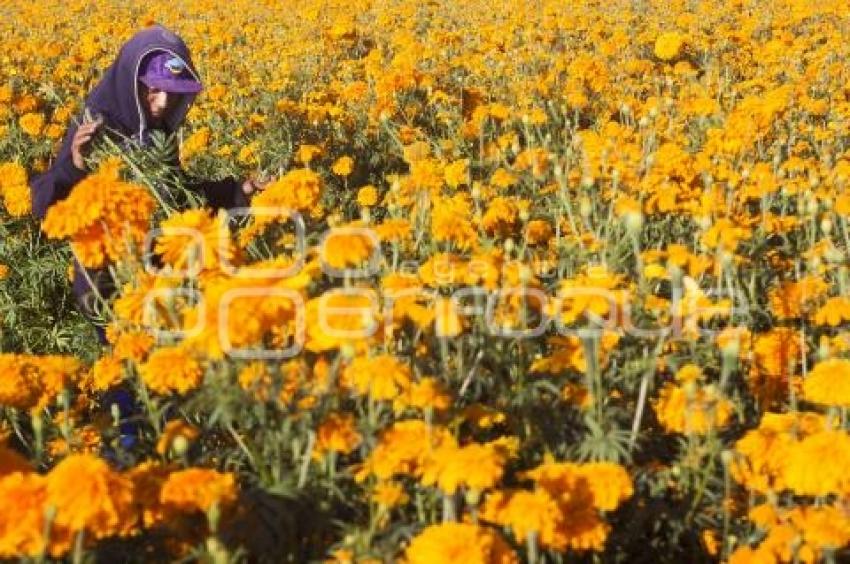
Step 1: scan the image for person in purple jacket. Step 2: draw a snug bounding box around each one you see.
[30,24,264,343]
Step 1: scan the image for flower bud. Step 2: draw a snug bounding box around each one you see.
[624,211,644,236]
[579,197,592,219]
[821,217,833,236]
[172,435,190,457]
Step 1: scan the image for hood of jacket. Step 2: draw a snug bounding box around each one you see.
[86,25,202,144]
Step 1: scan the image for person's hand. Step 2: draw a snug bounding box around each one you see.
[241,176,271,197]
[71,115,104,171]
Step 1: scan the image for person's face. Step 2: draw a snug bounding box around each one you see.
[138,82,180,127]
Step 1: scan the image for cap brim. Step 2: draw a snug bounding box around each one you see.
[140,76,203,94]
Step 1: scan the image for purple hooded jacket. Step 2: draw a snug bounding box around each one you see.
[29,25,248,341]
[30,24,247,219]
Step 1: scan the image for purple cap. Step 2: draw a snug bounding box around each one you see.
[138,52,203,94]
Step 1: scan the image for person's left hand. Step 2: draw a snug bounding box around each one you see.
[241,176,271,197]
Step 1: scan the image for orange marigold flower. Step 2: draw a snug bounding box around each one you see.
[0,472,51,558]
[331,155,354,176]
[18,112,44,136]
[654,32,685,61]
[405,522,518,564]
[45,454,137,540]
[160,468,237,513]
[139,346,203,395]
[356,185,379,207]
[314,412,362,458]
[803,358,850,407]
[342,354,411,401]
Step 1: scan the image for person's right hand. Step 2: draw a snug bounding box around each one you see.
[71,116,103,171]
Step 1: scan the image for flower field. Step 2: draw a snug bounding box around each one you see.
[2,0,850,561]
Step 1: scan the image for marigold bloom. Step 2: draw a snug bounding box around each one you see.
[419,439,512,494]
[41,166,155,268]
[371,481,408,508]
[356,185,379,207]
[405,522,518,564]
[342,354,411,401]
[654,381,734,435]
[331,155,354,176]
[160,468,237,513]
[314,412,362,458]
[653,32,685,61]
[0,472,51,558]
[83,354,125,392]
[802,358,850,407]
[45,454,137,539]
[18,112,44,136]
[139,346,203,395]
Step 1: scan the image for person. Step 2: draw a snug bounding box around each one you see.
[28,25,266,455]
[29,24,265,342]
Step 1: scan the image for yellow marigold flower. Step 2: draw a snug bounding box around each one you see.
[434,297,463,337]
[444,158,469,188]
[126,461,174,528]
[574,462,634,511]
[524,219,553,245]
[431,195,478,251]
[482,488,564,549]
[245,168,323,239]
[305,289,379,353]
[0,472,51,558]
[404,522,518,564]
[356,185,379,207]
[813,297,850,326]
[0,162,30,217]
[18,112,44,136]
[322,225,375,269]
[46,454,136,539]
[674,363,703,383]
[160,468,236,513]
[356,420,454,482]
[371,481,408,508]
[1,182,31,217]
[139,346,203,395]
[84,354,124,392]
[490,167,517,189]
[155,208,235,274]
[787,505,850,554]
[654,32,685,61]
[331,155,354,176]
[295,144,323,165]
[654,381,733,435]
[0,355,39,409]
[314,412,362,458]
[238,361,272,401]
[42,167,155,269]
[749,328,803,408]
[420,439,514,495]
[180,126,210,162]
[395,377,452,412]
[156,419,200,456]
[342,354,411,401]
[731,411,827,494]
[374,218,412,242]
[803,358,850,407]
[783,430,850,497]
[113,331,154,362]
